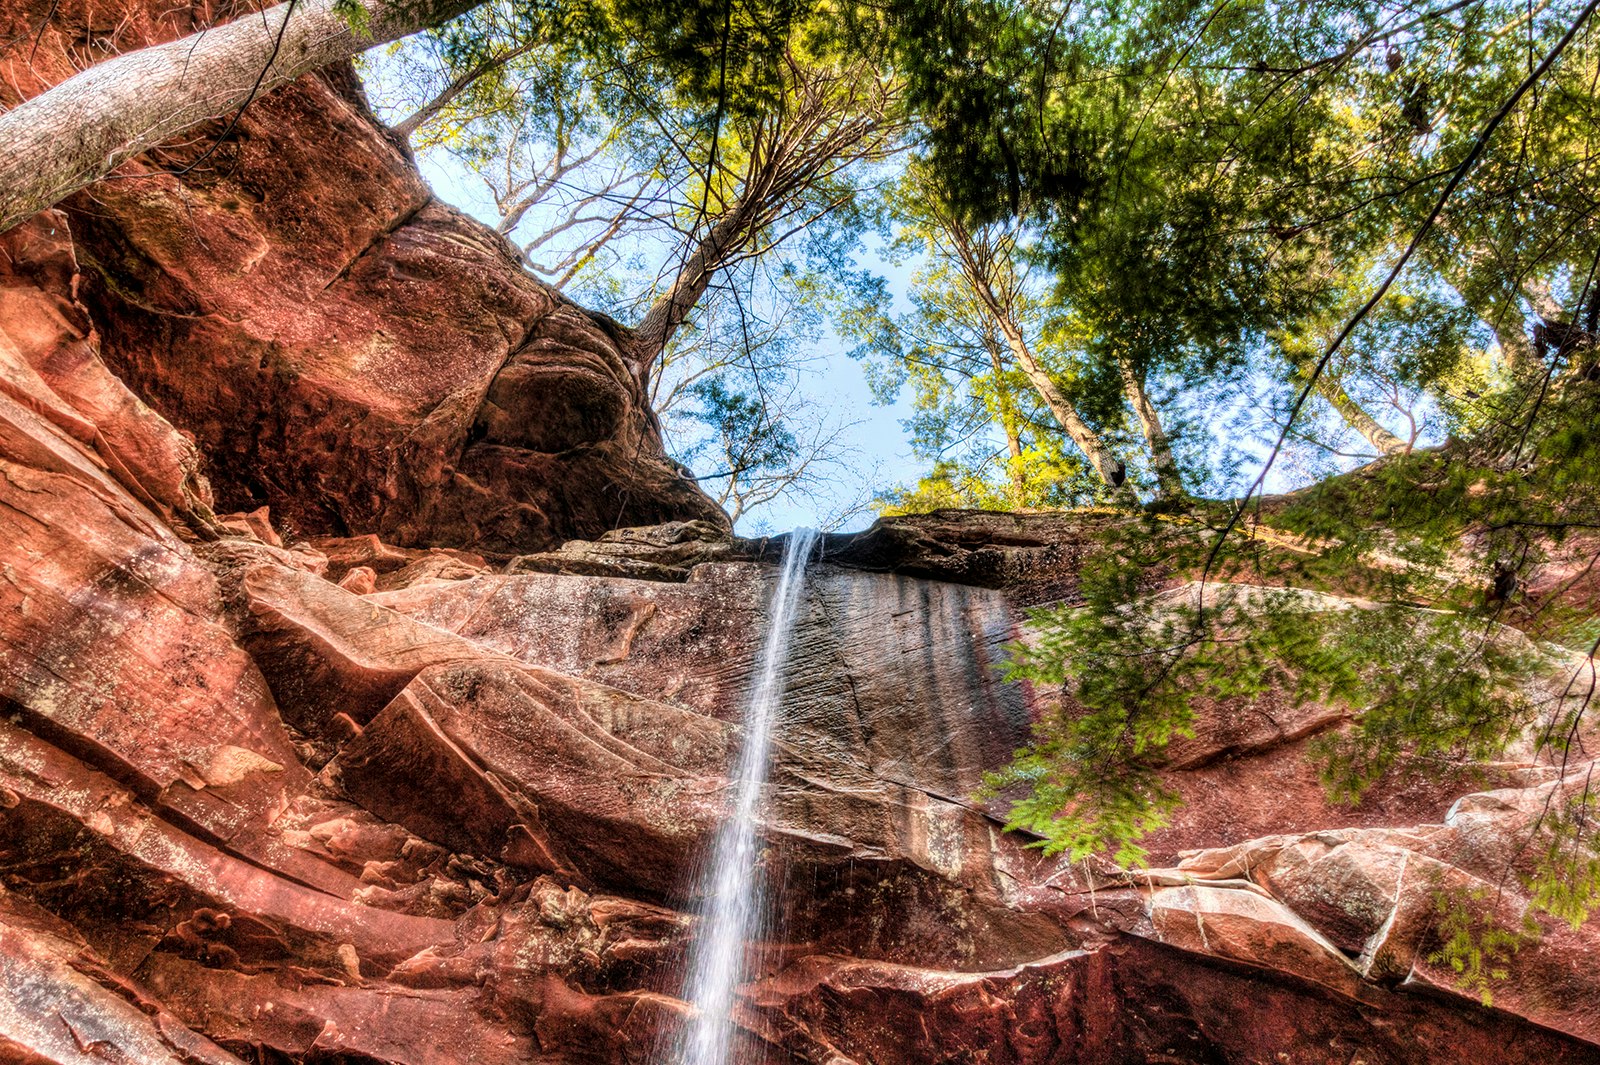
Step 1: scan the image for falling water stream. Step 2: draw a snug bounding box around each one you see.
[676,527,820,1065]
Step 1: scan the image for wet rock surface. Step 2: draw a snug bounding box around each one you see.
[2,426,1596,1064]
[1,4,1599,1062]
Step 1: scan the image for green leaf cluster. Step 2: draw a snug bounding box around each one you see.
[991,569,1542,864]
[1528,781,1600,929]
[1426,885,1539,1007]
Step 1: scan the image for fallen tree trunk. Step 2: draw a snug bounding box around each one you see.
[0,0,480,234]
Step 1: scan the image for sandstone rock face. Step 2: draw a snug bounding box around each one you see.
[510,511,1139,606]
[2,3,1600,1063]
[1,419,1595,1065]
[1,1,726,558]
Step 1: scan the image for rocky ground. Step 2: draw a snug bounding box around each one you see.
[2,3,1599,1062]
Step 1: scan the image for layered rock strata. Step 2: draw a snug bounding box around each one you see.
[0,3,1597,1062]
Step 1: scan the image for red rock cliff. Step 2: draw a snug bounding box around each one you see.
[0,4,1598,1064]
[2,0,727,557]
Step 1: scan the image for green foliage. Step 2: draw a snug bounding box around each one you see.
[372,0,1600,527]
[987,502,1562,865]
[1528,780,1600,929]
[978,378,1600,1020]
[1426,886,1539,1007]
[606,0,815,118]
[414,0,820,122]
[833,163,1155,506]
[680,375,799,481]
[332,0,373,37]
[1267,383,1600,647]
[979,736,1182,867]
[852,0,1600,506]
[879,444,1108,515]
[877,461,1005,515]
[1307,608,1540,803]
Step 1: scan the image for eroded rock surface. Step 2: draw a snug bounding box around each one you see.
[1,3,1599,1062]
[1,0,725,558]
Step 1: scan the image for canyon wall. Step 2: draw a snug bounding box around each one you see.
[1,4,1598,1063]
[1,0,726,557]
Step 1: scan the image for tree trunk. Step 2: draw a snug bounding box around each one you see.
[994,313,1125,489]
[946,227,1125,490]
[1480,288,1540,373]
[985,341,1028,506]
[1117,355,1184,500]
[1522,276,1567,328]
[1291,355,1411,457]
[634,208,751,365]
[0,0,481,234]
[1426,220,1539,376]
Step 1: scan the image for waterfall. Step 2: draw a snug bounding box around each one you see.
[676,527,819,1065]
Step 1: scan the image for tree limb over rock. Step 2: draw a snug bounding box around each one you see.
[0,0,481,234]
